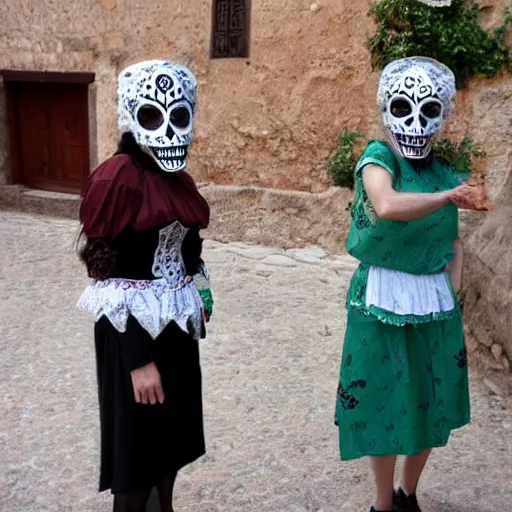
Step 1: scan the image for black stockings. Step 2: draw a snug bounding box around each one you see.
[113,488,152,512]
[113,472,177,512]
[155,471,177,512]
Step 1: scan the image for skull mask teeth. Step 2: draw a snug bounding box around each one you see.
[117,60,198,173]
[377,57,456,160]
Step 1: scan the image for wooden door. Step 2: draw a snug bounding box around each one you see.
[12,82,89,194]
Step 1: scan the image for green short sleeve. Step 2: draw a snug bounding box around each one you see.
[443,162,467,190]
[355,140,398,180]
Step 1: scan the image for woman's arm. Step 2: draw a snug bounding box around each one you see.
[363,165,451,221]
[446,238,464,293]
[363,165,486,222]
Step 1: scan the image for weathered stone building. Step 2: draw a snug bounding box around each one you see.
[0,0,510,193]
[0,0,511,388]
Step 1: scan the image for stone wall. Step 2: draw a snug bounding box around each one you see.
[0,0,511,194]
[463,154,512,399]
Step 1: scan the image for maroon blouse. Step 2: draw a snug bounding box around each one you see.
[80,155,210,239]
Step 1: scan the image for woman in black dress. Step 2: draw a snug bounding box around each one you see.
[77,60,213,512]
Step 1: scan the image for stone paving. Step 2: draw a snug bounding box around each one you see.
[0,211,511,512]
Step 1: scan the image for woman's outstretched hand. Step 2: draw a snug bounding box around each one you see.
[131,362,165,405]
[448,183,493,211]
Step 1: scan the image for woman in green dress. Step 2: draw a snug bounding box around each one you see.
[334,57,487,512]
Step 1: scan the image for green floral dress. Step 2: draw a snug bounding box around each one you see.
[335,140,470,461]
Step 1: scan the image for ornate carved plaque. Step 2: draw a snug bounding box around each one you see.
[211,0,250,59]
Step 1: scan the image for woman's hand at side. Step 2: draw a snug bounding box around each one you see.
[130,362,165,405]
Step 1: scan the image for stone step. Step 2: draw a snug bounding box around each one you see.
[0,185,80,220]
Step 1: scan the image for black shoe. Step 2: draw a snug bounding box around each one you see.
[394,488,422,512]
[369,507,394,512]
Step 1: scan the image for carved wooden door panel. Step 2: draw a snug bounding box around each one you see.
[16,84,53,190]
[14,82,89,193]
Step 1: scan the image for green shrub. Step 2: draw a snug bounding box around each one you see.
[328,131,367,189]
[432,136,486,173]
[368,0,512,88]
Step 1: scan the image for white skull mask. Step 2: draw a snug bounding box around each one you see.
[117,60,197,172]
[377,57,456,160]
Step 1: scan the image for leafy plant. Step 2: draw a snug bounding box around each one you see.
[368,0,512,88]
[328,131,367,189]
[433,136,486,174]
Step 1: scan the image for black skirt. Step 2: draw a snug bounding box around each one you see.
[94,315,205,494]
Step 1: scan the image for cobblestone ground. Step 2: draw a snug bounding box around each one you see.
[1,211,511,512]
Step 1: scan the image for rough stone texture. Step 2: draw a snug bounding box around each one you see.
[0,0,510,194]
[1,211,512,512]
[463,154,512,394]
[201,185,353,252]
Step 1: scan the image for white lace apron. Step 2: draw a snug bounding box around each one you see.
[77,222,205,340]
[365,266,455,316]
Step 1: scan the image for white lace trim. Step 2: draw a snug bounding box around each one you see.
[416,0,451,6]
[366,266,455,316]
[76,277,204,340]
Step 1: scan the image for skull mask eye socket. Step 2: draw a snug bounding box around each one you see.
[390,99,412,118]
[170,105,191,129]
[421,101,442,119]
[137,105,164,131]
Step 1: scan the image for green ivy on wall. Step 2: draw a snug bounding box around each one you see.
[432,136,486,173]
[328,131,366,189]
[368,0,512,88]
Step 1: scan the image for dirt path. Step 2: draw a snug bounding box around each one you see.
[0,211,510,512]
